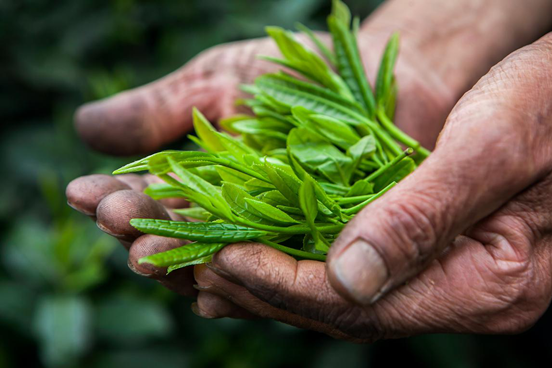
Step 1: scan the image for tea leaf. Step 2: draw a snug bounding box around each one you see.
[167,158,234,221]
[193,108,225,152]
[167,255,213,274]
[244,198,300,224]
[375,32,399,108]
[255,73,365,123]
[144,183,187,200]
[262,161,302,203]
[215,166,252,186]
[172,207,212,221]
[265,26,351,98]
[222,182,274,224]
[328,7,375,117]
[295,22,336,65]
[332,0,351,26]
[113,150,214,174]
[130,219,268,242]
[138,242,227,267]
[307,113,360,149]
[347,135,376,163]
[299,176,318,228]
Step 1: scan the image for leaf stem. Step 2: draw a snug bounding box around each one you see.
[342,182,397,215]
[376,109,431,158]
[364,148,412,183]
[258,238,327,261]
[215,158,271,183]
[336,194,375,205]
[237,218,344,234]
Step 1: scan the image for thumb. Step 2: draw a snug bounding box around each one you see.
[75,39,277,156]
[327,35,552,305]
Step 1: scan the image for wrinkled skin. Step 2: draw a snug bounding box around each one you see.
[66,0,552,342]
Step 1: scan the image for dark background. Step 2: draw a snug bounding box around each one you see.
[1,0,551,367]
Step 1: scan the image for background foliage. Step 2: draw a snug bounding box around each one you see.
[1,0,551,367]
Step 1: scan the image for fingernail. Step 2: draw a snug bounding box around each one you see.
[191,302,214,319]
[96,221,125,239]
[66,201,95,216]
[205,263,242,286]
[192,284,212,291]
[332,239,389,305]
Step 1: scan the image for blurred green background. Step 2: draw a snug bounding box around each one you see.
[1,0,551,367]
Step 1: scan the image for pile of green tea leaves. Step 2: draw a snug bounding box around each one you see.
[113,0,430,273]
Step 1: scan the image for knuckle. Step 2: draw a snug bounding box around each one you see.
[331,308,386,342]
[373,191,442,265]
[465,213,552,334]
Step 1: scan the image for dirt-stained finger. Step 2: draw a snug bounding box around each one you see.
[66,174,130,216]
[96,189,171,241]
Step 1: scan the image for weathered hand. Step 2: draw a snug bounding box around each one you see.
[193,34,552,341]
[67,1,461,306]
[66,0,552,339]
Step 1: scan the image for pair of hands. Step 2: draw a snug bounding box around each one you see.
[67,0,552,342]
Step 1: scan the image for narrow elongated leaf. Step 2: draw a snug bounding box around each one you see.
[113,150,214,174]
[144,183,186,200]
[172,207,212,221]
[345,180,374,197]
[244,178,275,192]
[255,73,365,123]
[265,26,351,98]
[215,166,252,186]
[288,147,339,216]
[375,32,400,107]
[372,156,415,191]
[167,255,214,274]
[138,242,227,267]
[299,176,318,227]
[216,131,259,163]
[193,108,225,152]
[168,158,234,221]
[299,176,329,252]
[222,182,274,224]
[262,161,302,203]
[244,198,300,224]
[277,205,304,216]
[256,190,292,207]
[328,12,376,117]
[295,22,336,65]
[130,219,268,242]
[225,118,288,140]
[169,158,225,206]
[307,113,360,149]
[347,135,376,162]
[332,0,351,26]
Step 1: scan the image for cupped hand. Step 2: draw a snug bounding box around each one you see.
[67,0,552,341]
[193,34,552,341]
[67,4,455,309]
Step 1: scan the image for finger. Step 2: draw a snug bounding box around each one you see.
[128,234,187,277]
[193,263,353,340]
[116,174,148,192]
[158,267,197,298]
[208,224,550,340]
[96,189,171,242]
[327,34,552,305]
[127,234,197,297]
[66,174,130,216]
[194,292,258,320]
[75,39,279,156]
